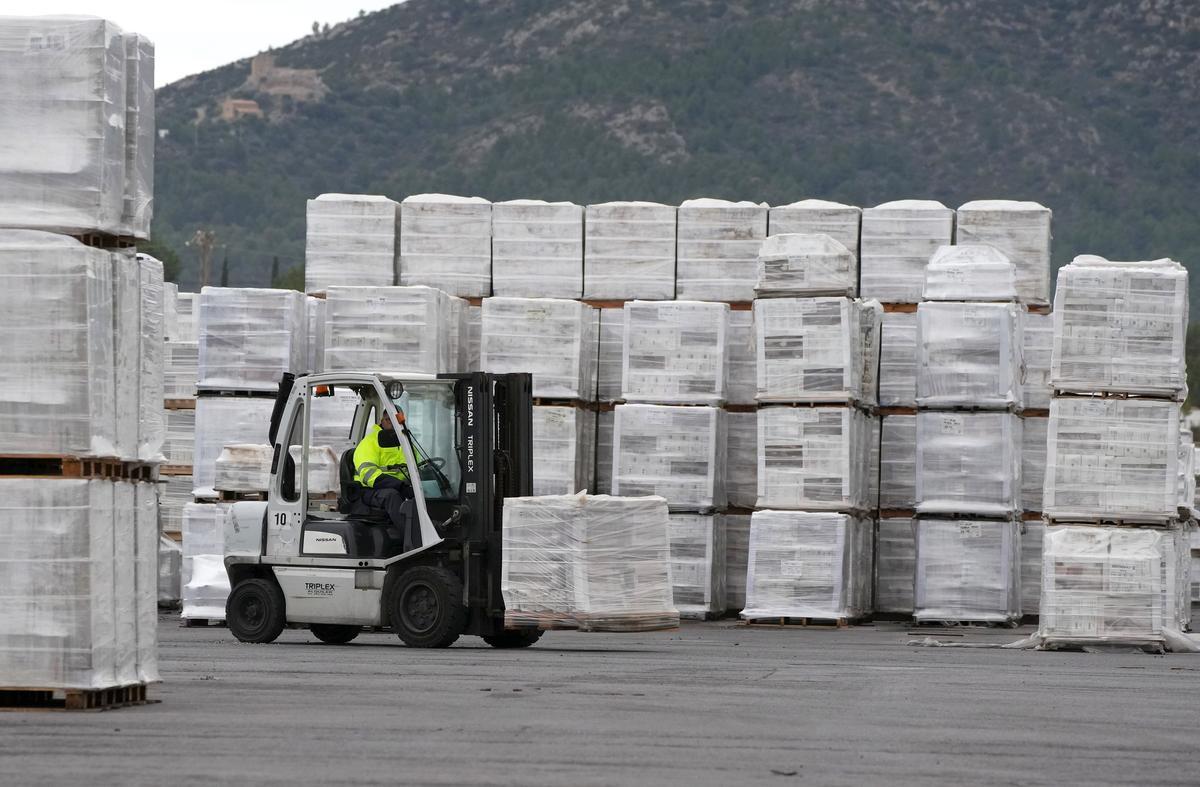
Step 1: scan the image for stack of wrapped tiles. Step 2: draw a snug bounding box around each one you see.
[304,194,400,293]
[1040,256,1192,650]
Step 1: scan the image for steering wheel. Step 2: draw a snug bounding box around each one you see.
[417,457,453,496]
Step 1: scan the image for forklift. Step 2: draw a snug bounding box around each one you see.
[222,370,542,649]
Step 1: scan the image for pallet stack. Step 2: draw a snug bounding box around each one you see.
[1040,256,1192,651]
[0,17,162,710]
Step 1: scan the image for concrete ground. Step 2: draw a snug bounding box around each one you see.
[2,617,1199,786]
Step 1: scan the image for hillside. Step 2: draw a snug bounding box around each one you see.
[153,0,1200,310]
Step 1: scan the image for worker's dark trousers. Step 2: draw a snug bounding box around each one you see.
[358,486,422,551]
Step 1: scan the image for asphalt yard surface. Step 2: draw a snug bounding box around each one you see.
[2,617,1199,786]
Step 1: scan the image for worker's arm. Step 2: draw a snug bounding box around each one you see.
[353,436,384,488]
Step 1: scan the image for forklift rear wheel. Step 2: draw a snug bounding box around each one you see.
[226,578,286,644]
[387,566,466,648]
[309,624,361,644]
[482,629,544,649]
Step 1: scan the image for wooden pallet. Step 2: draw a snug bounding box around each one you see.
[1042,515,1181,529]
[878,406,917,416]
[910,619,1019,629]
[71,232,137,250]
[878,508,917,519]
[881,302,918,313]
[581,299,753,311]
[0,455,155,481]
[164,398,197,410]
[159,464,193,476]
[741,616,860,629]
[182,617,226,628]
[0,683,152,711]
[1021,408,1049,418]
[196,389,276,399]
[1052,389,1184,403]
[217,490,267,502]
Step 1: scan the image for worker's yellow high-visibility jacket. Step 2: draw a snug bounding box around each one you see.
[353,424,414,488]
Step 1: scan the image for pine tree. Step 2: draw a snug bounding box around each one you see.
[220,253,229,287]
[270,255,280,287]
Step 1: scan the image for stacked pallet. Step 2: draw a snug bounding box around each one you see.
[304,194,400,293]
[323,285,467,376]
[491,200,584,298]
[398,194,491,297]
[583,202,676,300]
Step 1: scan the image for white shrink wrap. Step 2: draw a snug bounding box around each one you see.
[182,554,230,622]
[1022,311,1053,410]
[193,397,274,498]
[755,233,857,298]
[214,444,272,492]
[955,200,1052,306]
[481,298,597,400]
[921,245,1017,301]
[756,406,873,512]
[669,514,726,619]
[742,511,873,621]
[612,404,726,512]
[622,300,728,405]
[1040,525,1189,647]
[915,301,1024,409]
[876,517,916,614]
[582,201,676,300]
[0,479,121,689]
[304,194,400,293]
[596,308,624,402]
[880,415,916,510]
[163,282,178,341]
[197,287,306,392]
[292,445,340,495]
[109,482,137,686]
[878,311,917,407]
[164,341,198,400]
[163,408,195,467]
[868,414,880,510]
[399,194,491,297]
[1050,257,1188,398]
[768,199,861,258]
[157,474,191,535]
[860,200,953,303]
[594,410,614,494]
[754,297,881,405]
[0,17,127,235]
[121,33,154,239]
[726,411,758,509]
[1021,417,1047,512]
[676,198,767,301]
[158,534,182,607]
[0,232,116,457]
[1020,519,1044,616]
[310,389,362,458]
[724,513,751,613]
[306,296,326,374]
[533,406,596,496]
[1043,398,1181,522]
[174,292,198,342]
[1178,427,1195,514]
[181,502,228,558]
[725,309,757,406]
[466,305,482,372]
[446,292,470,373]
[137,254,165,461]
[501,493,678,631]
[111,252,141,460]
[324,285,456,375]
[914,518,1021,624]
[492,200,583,298]
[915,411,1021,516]
[133,481,159,683]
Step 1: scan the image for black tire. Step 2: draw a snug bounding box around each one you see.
[482,629,544,649]
[386,565,466,648]
[226,578,286,644]
[309,624,361,644]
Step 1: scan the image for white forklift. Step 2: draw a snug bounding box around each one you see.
[222,370,542,648]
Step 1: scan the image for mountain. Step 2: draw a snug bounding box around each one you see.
[153,0,1200,311]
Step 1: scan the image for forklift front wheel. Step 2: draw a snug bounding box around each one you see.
[482,629,544,649]
[226,578,286,644]
[386,566,466,648]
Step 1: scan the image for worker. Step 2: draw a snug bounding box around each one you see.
[351,409,421,549]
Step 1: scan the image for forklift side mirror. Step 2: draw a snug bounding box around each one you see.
[386,381,405,400]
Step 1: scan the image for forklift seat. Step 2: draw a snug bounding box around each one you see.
[337,449,388,524]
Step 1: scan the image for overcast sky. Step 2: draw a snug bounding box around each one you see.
[3,1,400,85]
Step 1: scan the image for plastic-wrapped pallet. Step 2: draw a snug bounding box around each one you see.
[304,194,400,293]
[182,503,231,621]
[197,287,307,392]
[915,412,1021,516]
[724,514,751,613]
[446,296,470,373]
[175,292,198,342]
[1021,417,1047,512]
[158,474,191,536]
[133,482,159,683]
[111,251,141,460]
[110,481,137,687]
[596,308,624,402]
[310,389,362,458]
[756,406,873,511]
[121,33,154,239]
[501,493,678,631]
[914,518,1021,624]
[532,406,596,496]
[921,245,1017,301]
[880,415,916,510]
[158,534,182,607]
[324,285,455,375]
[399,194,491,297]
[612,404,726,511]
[466,305,482,372]
[291,446,340,494]
[755,233,857,298]
[860,200,954,303]
[1178,427,1195,514]
[622,301,728,405]
[214,445,273,492]
[726,411,758,509]
[164,341,198,400]
[582,201,676,300]
[867,415,880,510]
[163,408,195,467]
[1050,256,1188,398]
[741,511,873,621]
[915,301,1024,409]
[878,311,917,407]
[876,517,916,614]
[0,232,116,457]
[754,297,881,405]
[481,298,597,400]
[1022,311,1053,410]
[1020,519,1044,616]
[193,397,274,498]
[676,198,767,301]
[668,514,726,619]
[163,282,178,341]
[0,17,127,235]
[1043,398,1180,522]
[492,200,583,298]
[955,201,1052,306]
[767,199,861,258]
[1039,525,1189,648]
[725,309,756,406]
[137,254,166,462]
[306,296,325,374]
[595,411,614,494]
